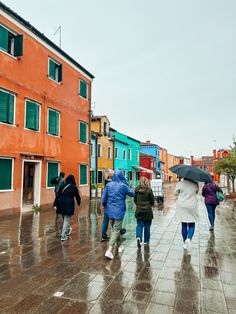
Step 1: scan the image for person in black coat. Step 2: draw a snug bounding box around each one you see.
[57,175,81,241]
[134,176,154,248]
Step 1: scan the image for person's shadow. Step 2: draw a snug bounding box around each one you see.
[204,233,219,278]
[174,253,200,313]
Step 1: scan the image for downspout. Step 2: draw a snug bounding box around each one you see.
[89,79,93,200]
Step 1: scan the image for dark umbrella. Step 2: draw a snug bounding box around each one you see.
[169,165,213,183]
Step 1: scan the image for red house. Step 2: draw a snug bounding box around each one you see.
[140,153,156,180]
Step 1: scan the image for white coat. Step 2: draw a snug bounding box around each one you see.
[175,179,199,223]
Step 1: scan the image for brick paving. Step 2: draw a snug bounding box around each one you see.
[0,183,236,313]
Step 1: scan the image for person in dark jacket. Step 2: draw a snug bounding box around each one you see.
[202,181,223,231]
[57,175,81,241]
[50,172,65,207]
[134,176,154,248]
[102,170,135,259]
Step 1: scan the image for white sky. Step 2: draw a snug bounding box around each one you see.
[3,0,236,157]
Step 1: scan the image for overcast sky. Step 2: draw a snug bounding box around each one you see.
[3,0,236,157]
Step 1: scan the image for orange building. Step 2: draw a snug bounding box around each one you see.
[91,116,114,186]
[159,147,168,182]
[167,154,180,181]
[0,3,94,212]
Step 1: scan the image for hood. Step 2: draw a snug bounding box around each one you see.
[112,170,127,184]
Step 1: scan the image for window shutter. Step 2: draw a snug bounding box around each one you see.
[14,35,23,57]
[26,101,39,130]
[49,109,56,135]
[47,162,59,187]
[0,26,8,52]
[58,64,62,82]
[0,90,8,123]
[49,59,56,80]
[55,111,59,135]
[80,165,87,185]
[80,122,87,143]
[7,94,14,124]
[0,159,12,190]
[35,103,39,131]
[80,80,87,98]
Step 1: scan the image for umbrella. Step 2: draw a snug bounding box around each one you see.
[169,165,213,183]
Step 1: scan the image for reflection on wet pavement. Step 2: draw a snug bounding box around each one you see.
[0,183,236,313]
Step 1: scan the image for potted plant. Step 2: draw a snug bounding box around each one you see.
[91,184,97,198]
[32,203,41,215]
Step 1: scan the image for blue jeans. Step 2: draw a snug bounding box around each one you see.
[61,215,71,237]
[181,222,195,241]
[136,219,152,243]
[102,211,109,237]
[205,204,217,226]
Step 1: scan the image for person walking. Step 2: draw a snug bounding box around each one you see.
[50,172,65,207]
[134,176,154,248]
[175,178,199,251]
[202,181,223,231]
[57,175,81,241]
[102,170,135,259]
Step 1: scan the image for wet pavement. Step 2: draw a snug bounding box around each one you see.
[0,183,236,313]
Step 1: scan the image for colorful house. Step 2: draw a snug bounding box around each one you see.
[91,116,113,186]
[167,154,180,181]
[90,131,98,185]
[159,147,168,181]
[110,128,140,186]
[0,3,94,212]
[140,153,156,180]
[140,141,161,176]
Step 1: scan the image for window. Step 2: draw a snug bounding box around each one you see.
[0,158,13,190]
[91,170,95,184]
[47,162,59,188]
[115,147,118,159]
[136,151,139,162]
[97,170,103,184]
[79,121,88,143]
[123,150,126,160]
[98,144,102,157]
[48,108,60,136]
[128,148,132,161]
[128,171,133,181]
[48,58,62,83]
[79,80,88,99]
[103,122,107,135]
[0,25,23,57]
[91,143,94,157]
[136,171,140,181]
[80,164,88,185]
[108,147,112,159]
[25,100,40,131]
[0,89,15,125]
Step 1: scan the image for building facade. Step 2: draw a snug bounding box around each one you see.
[141,141,161,176]
[90,131,98,185]
[140,153,156,180]
[91,116,113,186]
[167,154,180,181]
[159,147,168,181]
[0,3,94,211]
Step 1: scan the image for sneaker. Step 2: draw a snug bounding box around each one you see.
[105,249,114,260]
[137,238,142,248]
[61,235,68,241]
[101,235,109,242]
[66,226,72,236]
[144,242,149,246]
[118,245,124,253]
[209,225,214,231]
[183,243,187,250]
[185,238,191,251]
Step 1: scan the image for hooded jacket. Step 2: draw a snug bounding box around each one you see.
[134,186,154,221]
[202,182,222,205]
[102,170,135,220]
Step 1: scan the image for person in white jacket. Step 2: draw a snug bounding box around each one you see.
[175,178,199,251]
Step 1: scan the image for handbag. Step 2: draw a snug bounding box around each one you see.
[216,191,225,202]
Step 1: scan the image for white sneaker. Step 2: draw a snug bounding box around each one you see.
[118,245,124,253]
[66,226,72,236]
[183,243,187,250]
[105,249,114,260]
[185,239,191,251]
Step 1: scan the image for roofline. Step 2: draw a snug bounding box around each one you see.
[127,136,141,144]
[141,142,160,148]
[0,2,95,79]
[92,115,110,123]
[114,138,128,146]
[140,152,156,158]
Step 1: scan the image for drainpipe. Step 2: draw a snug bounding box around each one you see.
[89,79,93,200]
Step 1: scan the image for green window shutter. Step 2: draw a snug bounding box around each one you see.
[47,162,59,187]
[80,165,87,185]
[7,94,14,124]
[26,101,39,130]
[80,80,87,98]
[0,26,8,52]
[49,59,56,80]
[0,159,12,190]
[0,90,8,123]
[14,35,23,57]
[80,122,87,143]
[55,111,59,135]
[48,110,59,136]
[58,64,62,82]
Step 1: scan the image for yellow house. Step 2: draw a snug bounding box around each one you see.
[91,116,114,186]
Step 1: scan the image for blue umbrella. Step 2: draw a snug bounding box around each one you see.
[169,165,213,183]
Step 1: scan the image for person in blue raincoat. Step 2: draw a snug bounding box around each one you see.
[102,170,135,259]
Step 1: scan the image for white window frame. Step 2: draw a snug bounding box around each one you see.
[24,98,41,132]
[0,157,14,192]
[0,88,16,127]
[115,147,118,159]
[136,151,139,162]
[0,24,17,59]
[79,164,88,186]
[98,143,102,157]
[79,121,88,144]
[79,79,88,100]
[128,148,132,161]
[108,147,112,159]
[97,170,103,184]
[47,107,60,137]
[48,57,61,84]
[46,161,60,189]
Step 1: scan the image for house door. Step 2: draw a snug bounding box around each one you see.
[23,162,35,205]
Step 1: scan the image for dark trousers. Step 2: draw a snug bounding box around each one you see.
[205,204,217,226]
[136,219,152,243]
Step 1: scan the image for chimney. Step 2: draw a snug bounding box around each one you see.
[146,140,150,143]
[190,155,194,166]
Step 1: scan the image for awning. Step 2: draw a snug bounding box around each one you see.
[132,166,154,174]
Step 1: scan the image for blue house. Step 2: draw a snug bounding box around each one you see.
[90,131,98,185]
[140,141,161,175]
